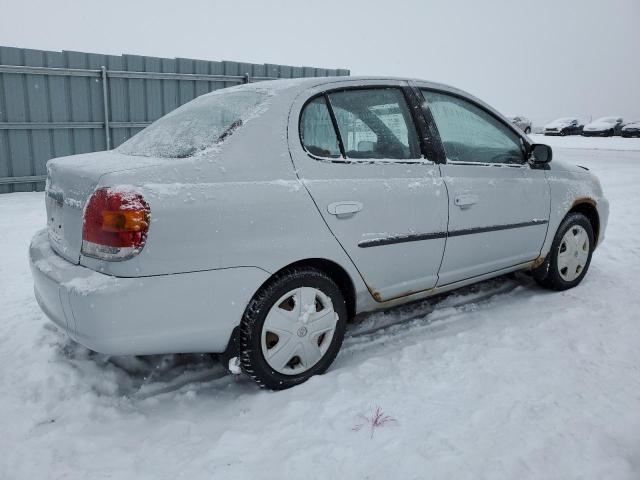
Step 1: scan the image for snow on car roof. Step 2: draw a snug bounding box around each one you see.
[593,117,620,123]
[222,75,465,94]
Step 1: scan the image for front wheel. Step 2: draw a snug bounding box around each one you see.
[239,267,347,390]
[534,213,594,291]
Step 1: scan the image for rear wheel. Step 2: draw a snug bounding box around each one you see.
[239,267,347,390]
[534,213,594,291]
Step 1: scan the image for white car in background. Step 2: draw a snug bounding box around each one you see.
[507,115,532,134]
[30,77,609,390]
[543,117,583,136]
[622,121,640,138]
[582,117,625,136]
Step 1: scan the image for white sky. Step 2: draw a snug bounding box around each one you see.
[1,0,638,125]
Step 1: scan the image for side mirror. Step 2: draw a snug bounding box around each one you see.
[529,144,552,165]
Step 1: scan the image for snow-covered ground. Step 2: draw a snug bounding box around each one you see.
[2,139,640,479]
[530,133,640,151]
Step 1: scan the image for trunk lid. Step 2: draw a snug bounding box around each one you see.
[45,151,161,263]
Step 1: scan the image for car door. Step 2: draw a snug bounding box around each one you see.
[289,82,448,302]
[418,88,551,286]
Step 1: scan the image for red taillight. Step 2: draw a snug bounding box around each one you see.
[82,188,150,261]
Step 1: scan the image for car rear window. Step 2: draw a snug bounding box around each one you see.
[117,89,268,158]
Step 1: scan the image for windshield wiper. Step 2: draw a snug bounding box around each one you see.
[216,119,243,144]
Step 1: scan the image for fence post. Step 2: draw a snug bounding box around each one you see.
[101,66,111,150]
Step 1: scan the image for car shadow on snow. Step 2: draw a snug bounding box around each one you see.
[48,272,542,400]
[50,333,233,399]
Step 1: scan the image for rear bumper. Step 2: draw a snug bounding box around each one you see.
[29,229,270,355]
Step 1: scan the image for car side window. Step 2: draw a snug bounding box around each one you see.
[300,97,342,158]
[422,90,524,165]
[327,88,421,160]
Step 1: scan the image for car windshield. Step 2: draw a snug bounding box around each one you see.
[117,89,268,158]
[594,117,617,124]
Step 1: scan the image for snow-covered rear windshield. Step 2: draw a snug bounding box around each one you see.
[117,90,268,158]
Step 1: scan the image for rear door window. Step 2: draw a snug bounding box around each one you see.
[328,88,421,160]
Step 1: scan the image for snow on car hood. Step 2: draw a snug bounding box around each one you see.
[584,118,619,131]
[545,120,572,129]
[584,123,612,131]
[623,122,640,129]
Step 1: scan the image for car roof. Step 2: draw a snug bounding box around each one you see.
[246,75,524,140]
[250,75,460,94]
[246,75,489,111]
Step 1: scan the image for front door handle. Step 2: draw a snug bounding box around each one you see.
[327,201,363,218]
[454,194,478,208]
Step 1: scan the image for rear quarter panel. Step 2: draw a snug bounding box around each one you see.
[81,89,368,311]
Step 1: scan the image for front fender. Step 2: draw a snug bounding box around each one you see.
[542,169,608,257]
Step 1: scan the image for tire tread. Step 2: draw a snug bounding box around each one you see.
[239,267,346,390]
[534,212,594,291]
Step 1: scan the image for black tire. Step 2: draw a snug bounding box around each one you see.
[239,267,347,390]
[560,129,566,136]
[534,212,594,291]
[525,127,531,134]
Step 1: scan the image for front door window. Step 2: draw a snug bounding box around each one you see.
[422,90,524,165]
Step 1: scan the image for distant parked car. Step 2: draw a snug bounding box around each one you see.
[30,77,609,390]
[508,115,532,134]
[582,117,624,137]
[544,117,583,136]
[621,121,640,138]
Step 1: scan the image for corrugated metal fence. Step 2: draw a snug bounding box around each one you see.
[0,46,349,193]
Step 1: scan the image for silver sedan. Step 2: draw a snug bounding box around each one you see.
[508,115,532,134]
[30,77,609,389]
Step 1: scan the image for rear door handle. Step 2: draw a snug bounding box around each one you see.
[454,194,478,208]
[327,201,363,218]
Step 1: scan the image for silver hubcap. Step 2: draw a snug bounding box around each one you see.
[261,287,338,375]
[557,225,590,281]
